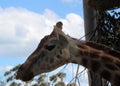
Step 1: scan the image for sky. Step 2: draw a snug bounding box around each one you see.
[0,0,88,85]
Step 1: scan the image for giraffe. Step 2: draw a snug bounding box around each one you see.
[16,22,120,86]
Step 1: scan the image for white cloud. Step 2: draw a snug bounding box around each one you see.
[0,7,84,58]
[61,13,84,39]
[0,66,13,71]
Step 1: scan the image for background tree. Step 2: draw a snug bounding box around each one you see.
[4,65,77,86]
[83,0,120,86]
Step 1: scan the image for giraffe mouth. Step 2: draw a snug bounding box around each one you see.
[16,65,34,81]
[16,71,34,81]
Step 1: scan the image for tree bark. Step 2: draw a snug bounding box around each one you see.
[83,0,107,86]
[88,0,120,10]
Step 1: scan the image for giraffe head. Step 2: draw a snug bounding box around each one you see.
[16,22,71,81]
[16,22,120,86]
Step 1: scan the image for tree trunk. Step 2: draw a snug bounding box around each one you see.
[83,0,108,86]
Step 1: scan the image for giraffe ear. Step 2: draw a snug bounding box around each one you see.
[59,34,68,47]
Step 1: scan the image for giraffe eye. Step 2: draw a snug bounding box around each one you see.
[45,44,56,51]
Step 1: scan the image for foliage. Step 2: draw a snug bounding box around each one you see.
[4,64,21,76]
[4,65,79,86]
[67,83,76,86]
[4,64,21,82]
[9,82,21,86]
[55,81,65,86]
[89,9,120,51]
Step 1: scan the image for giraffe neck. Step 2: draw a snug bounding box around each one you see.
[69,40,120,86]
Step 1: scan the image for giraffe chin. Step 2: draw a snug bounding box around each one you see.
[16,69,34,81]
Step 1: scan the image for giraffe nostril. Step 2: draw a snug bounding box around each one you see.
[60,50,62,54]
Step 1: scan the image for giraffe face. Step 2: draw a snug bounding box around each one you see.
[16,33,70,81]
